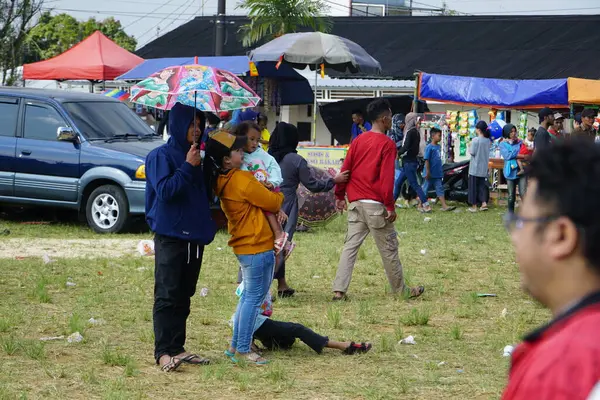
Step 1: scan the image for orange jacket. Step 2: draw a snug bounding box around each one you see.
[215,169,283,255]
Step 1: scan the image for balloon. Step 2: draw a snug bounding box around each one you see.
[489,119,506,140]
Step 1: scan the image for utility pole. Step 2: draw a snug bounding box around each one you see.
[215,0,226,56]
[409,0,413,16]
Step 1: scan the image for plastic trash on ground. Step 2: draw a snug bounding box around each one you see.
[67,332,84,343]
[88,318,105,325]
[40,335,64,341]
[66,278,76,288]
[503,345,515,357]
[501,308,508,318]
[420,249,427,255]
[200,287,209,297]
[42,254,55,264]
[137,240,155,256]
[399,335,416,345]
[424,217,432,222]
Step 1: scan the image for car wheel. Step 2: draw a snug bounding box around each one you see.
[86,185,129,233]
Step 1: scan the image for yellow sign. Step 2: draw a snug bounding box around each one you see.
[249,62,258,77]
[297,147,347,169]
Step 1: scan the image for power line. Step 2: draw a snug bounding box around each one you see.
[138,0,204,47]
[123,0,180,30]
[135,0,195,43]
[44,8,195,21]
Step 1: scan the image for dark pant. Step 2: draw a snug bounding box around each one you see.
[396,160,428,203]
[507,177,527,213]
[254,319,329,354]
[468,175,489,206]
[153,234,204,362]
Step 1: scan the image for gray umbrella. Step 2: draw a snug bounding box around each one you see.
[248,32,382,74]
[249,32,382,142]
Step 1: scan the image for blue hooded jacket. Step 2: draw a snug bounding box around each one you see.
[145,103,216,244]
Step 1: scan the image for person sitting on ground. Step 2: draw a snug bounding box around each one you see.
[350,109,372,143]
[501,138,600,400]
[517,128,535,175]
[232,121,292,258]
[226,283,372,358]
[422,127,455,212]
[468,121,491,213]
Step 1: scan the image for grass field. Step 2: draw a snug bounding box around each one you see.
[0,206,549,400]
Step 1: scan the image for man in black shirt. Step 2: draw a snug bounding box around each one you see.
[534,108,555,151]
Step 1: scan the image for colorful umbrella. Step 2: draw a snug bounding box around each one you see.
[297,166,340,228]
[129,64,261,112]
[102,89,129,101]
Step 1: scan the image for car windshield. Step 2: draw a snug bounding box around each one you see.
[62,101,156,139]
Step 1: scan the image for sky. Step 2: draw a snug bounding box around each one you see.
[45,0,600,49]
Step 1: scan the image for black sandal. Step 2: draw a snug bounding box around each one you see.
[277,288,296,298]
[332,294,348,301]
[160,356,184,372]
[179,354,210,366]
[343,342,372,355]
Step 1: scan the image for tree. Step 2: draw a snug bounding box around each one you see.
[238,0,331,47]
[0,0,44,85]
[26,13,137,63]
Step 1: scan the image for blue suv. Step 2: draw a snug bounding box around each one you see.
[0,88,164,233]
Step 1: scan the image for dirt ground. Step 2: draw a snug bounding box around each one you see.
[0,238,142,259]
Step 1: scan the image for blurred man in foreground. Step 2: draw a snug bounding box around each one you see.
[502,139,600,399]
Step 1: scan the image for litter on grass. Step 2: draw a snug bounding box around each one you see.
[477,293,497,297]
[420,249,427,255]
[399,335,416,345]
[66,279,76,288]
[67,332,84,343]
[200,287,209,297]
[42,254,55,264]
[88,318,105,325]
[501,308,508,318]
[40,336,64,341]
[137,240,155,256]
[503,345,515,357]
[424,217,432,222]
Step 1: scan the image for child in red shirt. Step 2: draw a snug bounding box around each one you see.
[517,128,535,175]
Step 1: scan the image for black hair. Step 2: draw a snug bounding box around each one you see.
[502,123,516,139]
[366,99,392,123]
[528,138,600,273]
[430,127,442,136]
[205,112,220,126]
[202,130,238,203]
[351,109,364,116]
[231,121,261,137]
[258,113,268,123]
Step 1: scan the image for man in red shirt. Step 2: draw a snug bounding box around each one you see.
[332,99,425,301]
[502,139,600,400]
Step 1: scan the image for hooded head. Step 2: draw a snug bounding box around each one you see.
[502,123,517,140]
[269,122,299,163]
[168,103,206,150]
[203,130,248,198]
[403,112,418,135]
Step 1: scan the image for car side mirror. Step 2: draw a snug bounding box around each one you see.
[57,127,78,142]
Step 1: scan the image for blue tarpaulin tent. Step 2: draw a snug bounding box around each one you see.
[418,72,569,109]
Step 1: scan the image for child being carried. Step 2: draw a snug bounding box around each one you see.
[232,121,294,258]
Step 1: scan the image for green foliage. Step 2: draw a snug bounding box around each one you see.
[26,12,137,62]
[237,0,332,47]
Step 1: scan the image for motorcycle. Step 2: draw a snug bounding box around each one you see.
[400,159,471,203]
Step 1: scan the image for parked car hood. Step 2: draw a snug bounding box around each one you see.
[90,138,164,158]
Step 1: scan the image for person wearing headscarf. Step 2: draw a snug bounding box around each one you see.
[145,103,215,372]
[389,113,406,201]
[499,123,526,213]
[268,122,349,297]
[396,112,431,212]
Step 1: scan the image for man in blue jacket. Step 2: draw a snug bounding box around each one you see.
[145,103,217,372]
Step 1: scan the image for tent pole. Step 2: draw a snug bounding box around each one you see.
[194,91,198,146]
[313,65,318,144]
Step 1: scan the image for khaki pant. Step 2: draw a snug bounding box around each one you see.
[332,202,406,294]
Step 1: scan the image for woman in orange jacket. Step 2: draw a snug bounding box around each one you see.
[204,130,283,365]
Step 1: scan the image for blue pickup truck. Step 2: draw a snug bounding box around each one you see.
[0,87,164,233]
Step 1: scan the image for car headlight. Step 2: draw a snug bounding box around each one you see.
[135,165,146,179]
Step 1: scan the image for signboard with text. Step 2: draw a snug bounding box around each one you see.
[297,146,347,169]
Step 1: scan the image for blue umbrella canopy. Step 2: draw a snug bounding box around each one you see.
[248,32,382,74]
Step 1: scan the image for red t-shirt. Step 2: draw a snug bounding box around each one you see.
[502,292,600,400]
[335,131,396,211]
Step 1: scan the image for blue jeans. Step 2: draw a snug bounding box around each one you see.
[396,160,428,204]
[393,160,404,201]
[422,178,444,198]
[231,250,275,354]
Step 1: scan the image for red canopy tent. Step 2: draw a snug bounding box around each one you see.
[23,31,143,81]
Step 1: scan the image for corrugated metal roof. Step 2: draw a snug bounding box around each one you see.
[295,68,414,90]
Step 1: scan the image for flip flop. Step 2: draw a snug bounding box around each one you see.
[231,352,269,366]
[160,356,184,372]
[408,286,425,299]
[277,288,296,298]
[179,354,210,366]
[343,342,373,355]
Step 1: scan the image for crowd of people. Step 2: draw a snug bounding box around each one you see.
[144,99,600,399]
